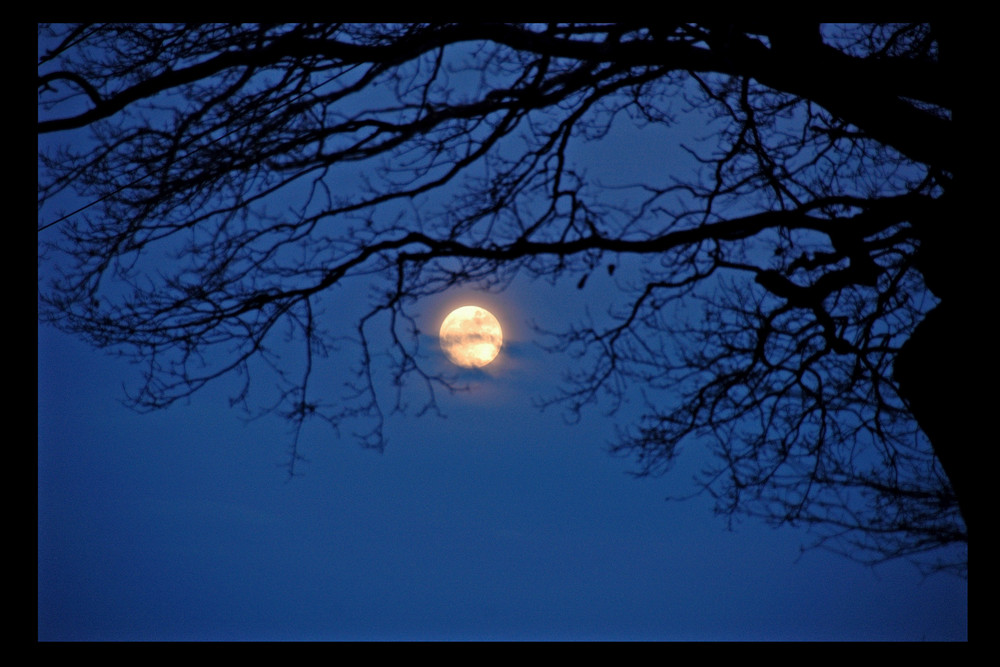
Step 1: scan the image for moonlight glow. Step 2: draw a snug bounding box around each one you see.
[439,306,503,368]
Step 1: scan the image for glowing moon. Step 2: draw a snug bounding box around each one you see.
[439,306,503,368]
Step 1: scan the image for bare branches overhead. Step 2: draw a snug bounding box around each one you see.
[38,23,964,575]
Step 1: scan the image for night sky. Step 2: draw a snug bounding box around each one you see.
[37,282,968,641]
[37,26,967,642]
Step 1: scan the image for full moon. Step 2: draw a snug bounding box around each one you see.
[439,306,503,368]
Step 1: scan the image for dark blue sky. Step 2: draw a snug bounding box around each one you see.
[38,277,968,641]
[37,26,967,641]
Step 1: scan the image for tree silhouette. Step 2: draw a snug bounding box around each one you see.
[37,23,966,575]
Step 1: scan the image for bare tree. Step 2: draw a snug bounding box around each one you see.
[37,23,966,575]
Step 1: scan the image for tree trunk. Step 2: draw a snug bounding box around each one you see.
[894,300,969,533]
[893,188,970,534]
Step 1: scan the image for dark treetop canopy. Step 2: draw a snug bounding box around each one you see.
[38,23,966,575]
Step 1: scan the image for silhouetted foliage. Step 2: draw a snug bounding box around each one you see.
[38,23,966,575]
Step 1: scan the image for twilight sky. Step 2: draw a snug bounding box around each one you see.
[37,26,967,641]
[37,277,968,641]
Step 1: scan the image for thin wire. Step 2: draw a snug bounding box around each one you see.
[38,60,364,234]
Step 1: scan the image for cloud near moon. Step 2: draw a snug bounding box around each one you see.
[439,306,503,368]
